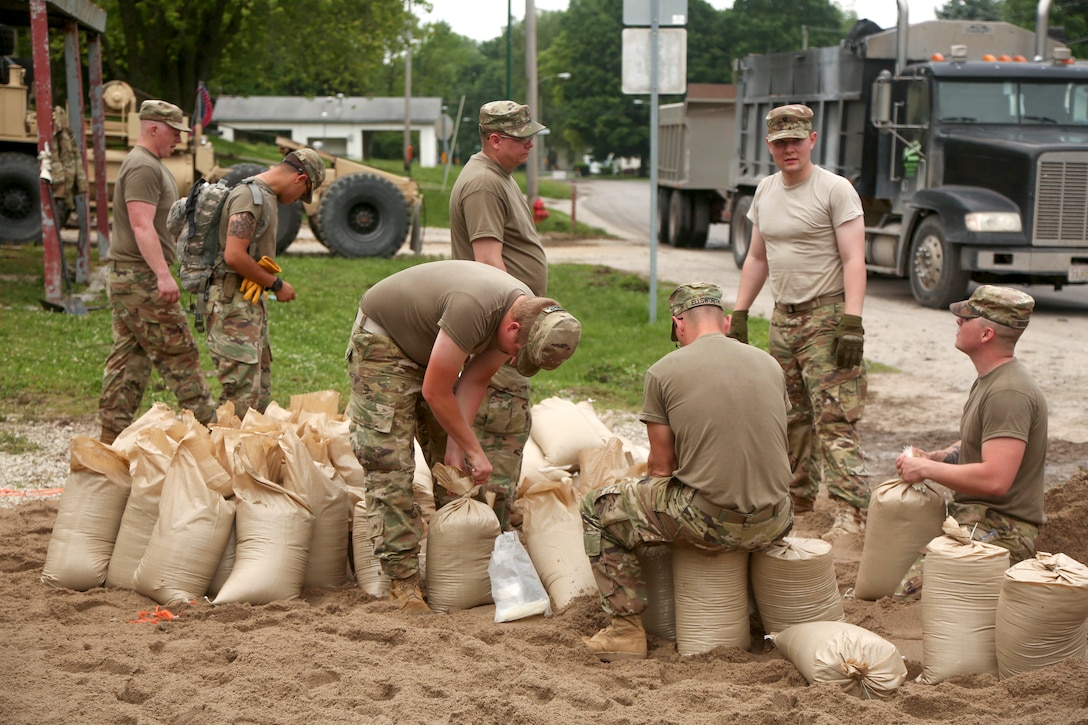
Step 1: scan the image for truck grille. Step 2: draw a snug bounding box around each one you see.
[1035,153,1088,246]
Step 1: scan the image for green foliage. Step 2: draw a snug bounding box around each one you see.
[0,431,41,455]
[937,0,1005,21]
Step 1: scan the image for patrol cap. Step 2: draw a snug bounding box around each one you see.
[766,104,814,142]
[479,100,546,139]
[515,305,582,377]
[139,99,189,133]
[949,285,1035,329]
[284,148,326,203]
[669,283,724,341]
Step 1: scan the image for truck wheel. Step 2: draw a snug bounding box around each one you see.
[318,173,410,258]
[222,163,302,255]
[668,189,692,247]
[730,196,753,269]
[689,194,711,249]
[657,187,671,246]
[0,152,41,243]
[909,216,969,309]
[308,211,325,245]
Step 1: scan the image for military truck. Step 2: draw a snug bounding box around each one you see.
[658,3,1088,308]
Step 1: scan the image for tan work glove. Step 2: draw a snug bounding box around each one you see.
[239,257,283,304]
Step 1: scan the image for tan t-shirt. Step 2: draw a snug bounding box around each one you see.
[359,260,527,366]
[748,165,863,305]
[639,333,792,512]
[449,152,547,296]
[217,178,277,265]
[107,145,178,264]
[955,358,1048,525]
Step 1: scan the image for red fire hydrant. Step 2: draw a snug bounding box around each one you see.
[533,198,549,224]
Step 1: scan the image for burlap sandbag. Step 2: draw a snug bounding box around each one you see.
[110,402,179,463]
[132,435,235,605]
[996,552,1088,678]
[575,400,649,464]
[752,537,844,634]
[519,476,597,611]
[41,436,131,590]
[323,417,366,488]
[285,426,350,589]
[771,621,908,698]
[855,477,946,600]
[351,496,391,598]
[639,544,675,640]
[674,546,750,655]
[919,517,1010,684]
[105,426,180,588]
[425,464,501,612]
[412,440,436,525]
[530,397,608,468]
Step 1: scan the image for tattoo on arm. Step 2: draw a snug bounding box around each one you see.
[943,443,961,464]
[228,213,256,241]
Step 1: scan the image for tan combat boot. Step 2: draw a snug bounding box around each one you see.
[582,614,647,662]
[822,500,865,542]
[389,574,430,615]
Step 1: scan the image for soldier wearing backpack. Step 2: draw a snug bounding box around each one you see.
[98,100,216,445]
[205,148,325,418]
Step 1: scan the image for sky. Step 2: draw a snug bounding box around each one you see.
[415,0,942,44]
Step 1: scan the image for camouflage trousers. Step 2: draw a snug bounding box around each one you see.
[580,476,793,616]
[770,303,869,510]
[893,503,1040,601]
[99,264,215,433]
[206,284,271,420]
[418,362,530,530]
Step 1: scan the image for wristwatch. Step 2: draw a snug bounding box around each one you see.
[270,277,284,293]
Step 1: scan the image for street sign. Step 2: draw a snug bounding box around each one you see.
[623,0,688,26]
[435,113,454,141]
[621,28,687,95]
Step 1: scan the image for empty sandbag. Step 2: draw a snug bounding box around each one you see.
[489,531,552,622]
[771,621,908,698]
[673,546,749,655]
[751,537,843,633]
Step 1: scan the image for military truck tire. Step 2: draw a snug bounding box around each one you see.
[730,196,753,269]
[689,194,711,249]
[909,216,969,309]
[221,163,302,255]
[0,152,42,243]
[668,189,692,247]
[319,173,409,258]
[308,211,325,245]
[656,187,671,245]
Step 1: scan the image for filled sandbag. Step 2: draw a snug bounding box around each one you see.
[996,552,1088,678]
[519,476,597,611]
[529,397,608,468]
[41,436,131,590]
[351,499,391,598]
[771,621,908,698]
[110,402,179,463]
[575,400,648,464]
[751,537,843,633]
[919,517,1010,684]
[639,544,675,640]
[285,426,350,589]
[855,477,946,600]
[413,440,436,525]
[673,546,750,655]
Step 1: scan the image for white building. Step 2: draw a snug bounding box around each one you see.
[212,95,445,168]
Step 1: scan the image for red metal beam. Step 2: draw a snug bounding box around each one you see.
[29,0,62,303]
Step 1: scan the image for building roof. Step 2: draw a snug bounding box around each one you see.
[213,95,444,124]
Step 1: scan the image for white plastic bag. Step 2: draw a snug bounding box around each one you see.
[488,531,552,622]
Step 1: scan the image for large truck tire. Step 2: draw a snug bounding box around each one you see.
[0,152,42,243]
[909,216,969,309]
[689,194,711,249]
[656,187,671,246]
[667,189,692,247]
[221,163,303,255]
[319,173,410,258]
[308,210,325,246]
[730,196,753,269]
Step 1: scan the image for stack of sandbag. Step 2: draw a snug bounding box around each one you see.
[751,537,843,633]
[673,546,750,655]
[855,477,946,600]
[996,551,1088,678]
[919,517,1010,684]
[770,621,908,698]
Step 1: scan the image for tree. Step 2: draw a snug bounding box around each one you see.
[937,0,1004,21]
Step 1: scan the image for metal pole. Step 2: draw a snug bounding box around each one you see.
[64,21,89,283]
[30,0,62,304]
[404,0,413,173]
[506,0,513,99]
[648,0,660,324]
[441,95,467,192]
[526,0,539,203]
[88,34,109,258]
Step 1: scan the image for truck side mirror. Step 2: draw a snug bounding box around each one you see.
[871,70,892,129]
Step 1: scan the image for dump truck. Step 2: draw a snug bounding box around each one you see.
[658,2,1088,308]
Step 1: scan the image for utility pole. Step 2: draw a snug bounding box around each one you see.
[404,0,413,173]
[526,0,539,203]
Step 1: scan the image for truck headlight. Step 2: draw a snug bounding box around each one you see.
[965,212,1021,233]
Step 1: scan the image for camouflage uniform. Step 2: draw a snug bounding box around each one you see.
[100,264,216,432]
[581,476,792,616]
[206,284,272,419]
[770,303,869,509]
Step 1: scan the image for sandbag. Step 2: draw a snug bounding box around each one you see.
[673,546,749,655]
[489,531,552,622]
[131,435,235,605]
[771,621,908,698]
[996,551,1088,678]
[413,440,436,525]
[751,537,843,634]
[351,497,390,598]
[575,400,648,464]
[519,476,597,611]
[286,426,350,589]
[855,477,946,600]
[110,402,179,463]
[530,397,608,468]
[919,517,1010,684]
[41,436,131,590]
[639,544,675,640]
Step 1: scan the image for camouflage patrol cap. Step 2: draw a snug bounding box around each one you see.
[479,100,546,139]
[515,305,582,377]
[669,283,724,341]
[949,285,1035,329]
[766,104,814,143]
[284,148,326,203]
[139,99,189,133]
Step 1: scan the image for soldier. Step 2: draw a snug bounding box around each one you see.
[346,260,581,614]
[581,283,793,661]
[98,100,215,444]
[448,100,548,529]
[729,104,870,541]
[205,148,324,419]
[893,285,1047,599]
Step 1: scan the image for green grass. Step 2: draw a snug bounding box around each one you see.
[0,430,41,455]
[0,244,774,422]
